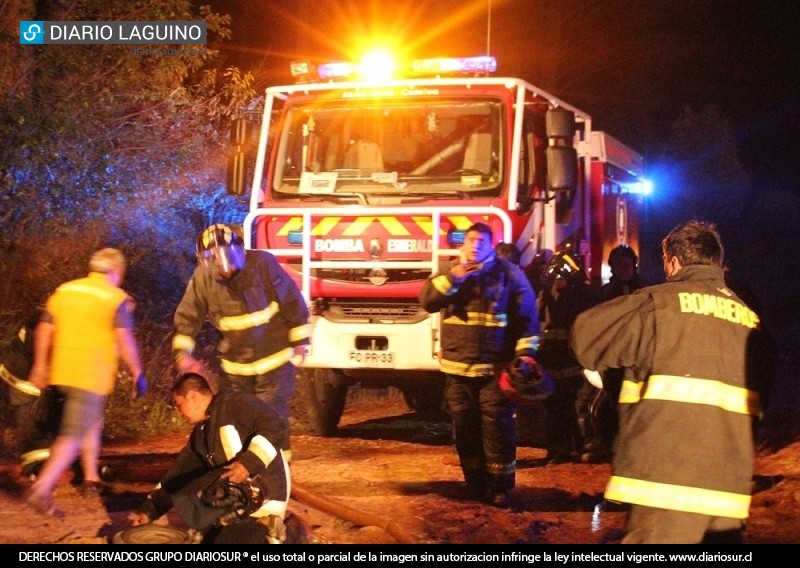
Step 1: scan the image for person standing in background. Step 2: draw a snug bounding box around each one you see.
[536,249,599,464]
[26,248,147,516]
[577,244,642,463]
[601,245,642,302]
[0,308,57,478]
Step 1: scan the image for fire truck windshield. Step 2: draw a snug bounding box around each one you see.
[271,98,503,201]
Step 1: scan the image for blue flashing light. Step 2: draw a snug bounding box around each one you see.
[619,178,654,195]
[318,61,354,80]
[411,56,497,76]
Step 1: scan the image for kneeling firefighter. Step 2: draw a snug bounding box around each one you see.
[127,373,292,544]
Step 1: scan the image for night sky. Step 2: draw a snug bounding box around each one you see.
[204,0,800,195]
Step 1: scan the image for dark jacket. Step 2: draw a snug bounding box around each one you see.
[142,391,290,531]
[173,250,311,376]
[570,264,768,519]
[418,256,539,377]
[537,282,598,378]
[0,310,41,398]
[600,274,641,303]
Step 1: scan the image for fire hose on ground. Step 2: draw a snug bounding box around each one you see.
[290,482,417,544]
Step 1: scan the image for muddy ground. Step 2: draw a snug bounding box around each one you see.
[1,389,799,545]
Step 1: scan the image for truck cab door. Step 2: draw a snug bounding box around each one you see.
[516,109,548,214]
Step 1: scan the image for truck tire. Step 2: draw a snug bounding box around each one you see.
[298,368,348,437]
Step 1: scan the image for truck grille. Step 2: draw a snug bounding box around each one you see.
[321,300,428,323]
[314,268,431,284]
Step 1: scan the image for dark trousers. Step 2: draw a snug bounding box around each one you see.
[544,374,584,459]
[445,374,516,493]
[226,362,296,425]
[10,389,56,460]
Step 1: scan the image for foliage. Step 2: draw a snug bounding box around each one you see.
[104,382,189,441]
[0,0,253,436]
[1,2,253,297]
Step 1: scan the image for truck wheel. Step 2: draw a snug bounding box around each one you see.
[298,368,348,437]
[400,375,447,419]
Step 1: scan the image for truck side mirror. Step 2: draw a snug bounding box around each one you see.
[227,118,251,197]
[545,108,578,193]
[228,151,246,196]
[546,146,578,191]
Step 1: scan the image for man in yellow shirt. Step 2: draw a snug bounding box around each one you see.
[26,248,147,516]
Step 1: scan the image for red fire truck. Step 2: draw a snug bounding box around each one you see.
[227,53,646,435]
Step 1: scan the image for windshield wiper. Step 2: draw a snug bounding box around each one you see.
[368,190,473,200]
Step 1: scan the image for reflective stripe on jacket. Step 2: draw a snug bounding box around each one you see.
[173,251,310,376]
[419,257,540,376]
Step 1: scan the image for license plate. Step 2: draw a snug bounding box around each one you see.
[348,350,395,368]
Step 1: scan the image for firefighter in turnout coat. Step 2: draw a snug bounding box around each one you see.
[173,224,311,434]
[129,373,291,544]
[419,223,540,507]
[570,220,769,543]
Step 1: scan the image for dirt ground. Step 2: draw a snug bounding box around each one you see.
[1,389,799,545]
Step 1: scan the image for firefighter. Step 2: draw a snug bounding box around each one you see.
[172,224,311,441]
[601,244,642,302]
[578,244,643,463]
[536,249,599,464]
[419,223,540,508]
[524,249,553,299]
[0,308,56,477]
[570,220,771,543]
[127,373,292,544]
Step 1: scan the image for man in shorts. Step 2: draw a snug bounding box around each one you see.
[26,248,147,516]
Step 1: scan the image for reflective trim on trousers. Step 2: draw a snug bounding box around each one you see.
[486,460,516,476]
[20,448,50,468]
[439,359,496,378]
